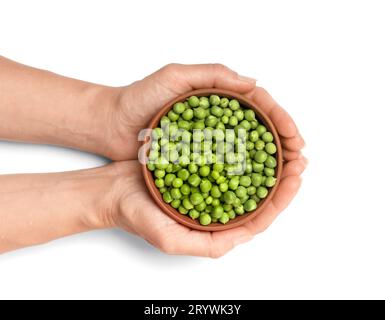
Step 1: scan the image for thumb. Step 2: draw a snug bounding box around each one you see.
[153,63,256,94]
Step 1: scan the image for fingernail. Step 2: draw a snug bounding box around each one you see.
[234,235,253,246]
[238,74,256,84]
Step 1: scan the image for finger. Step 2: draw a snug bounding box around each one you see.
[246,87,298,138]
[173,227,252,258]
[282,158,307,178]
[281,134,306,152]
[157,63,256,94]
[244,175,302,234]
[283,149,301,161]
[208,227,253,258]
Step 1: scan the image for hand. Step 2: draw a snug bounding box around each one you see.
[109,64,257,160]
[109,74,307,256]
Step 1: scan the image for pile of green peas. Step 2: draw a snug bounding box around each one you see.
[147,95,278,226]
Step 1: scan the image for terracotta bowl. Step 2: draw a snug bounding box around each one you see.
[141,89,283,231]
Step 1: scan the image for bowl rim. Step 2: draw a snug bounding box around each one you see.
[141,88,283,231]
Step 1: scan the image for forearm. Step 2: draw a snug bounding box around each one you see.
[0,56,120,157]
[0,164,119,254]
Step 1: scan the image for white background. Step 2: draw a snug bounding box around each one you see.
[0,0,384,300]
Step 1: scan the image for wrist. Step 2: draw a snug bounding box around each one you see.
[84,161,139,230]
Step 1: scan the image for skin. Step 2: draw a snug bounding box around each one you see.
[0,57,307,257]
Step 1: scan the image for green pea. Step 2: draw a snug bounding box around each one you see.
[264,168,274,177]
[205,115,218,127]
[200,179,212,193]
[188,163,198,174]
[216,122,225,131]
[164,173,176,186]
[163,191,172,203]
[172,178,183,188]
[239,176,252,187]
[192,121,205,130]
[247,186,257,195]
[211,106,224,117]
[256,125,267,136]
[155,178,165,188]
[229,99,240,110]
[223,108,233,117]
[199,213,212,226]
[210,186,222,198]
[213,163,224,172]
[210,95,221,106]
[179,155,190,167]
[205,196,213,205]
[220,97,229,108]
[244,109,256,121]
[189,209,200,220]
[236,186,247,198]
[194,107,207,119]
[250,120,258,129]
[176,169,189,181]
[228,177,239,190]
[160,116,170,127]
[147,162,155,171]
[221,115,229,124]
[254,150,268,163]
[211,206,224,219]
[170,188,182,200]
[180,184,191,195]
[159,187,167,194]
[228,210,236,219]
[188,174,201,187]
[219,182,228,192]
[190,186,199,194]
[219,213,230,224]
[190,193,204,205]
[252,162,264,173]
[180,197,193,210]
[154,169,165,178]
[265,155,277,168]
[224,191,236,204]
[234,206,245,215]
[179,206,188,215]
[240,120,251,131]
[216,176,226,184]
[173,102,185,114]
[211,198,220,207]
[155,156,169,170]
[171,199,181,209]
[182,109,194,121]
[188,96,200,107]
[262,132,274,143]
[199,96,210,109]
[251,173,263,186]
[211,170,220,180]
[257,186,268,199]
[251,194,261,203]
[244,199,257,212]
[199,166,210,177]
[195,201,207,212]
[265,176,277,187]
[234,110,244,121]
[223,204,233,212]
[229,116,238,126]
[152,127,163,140]
[168,110,180,122]
[265,142,277,155]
